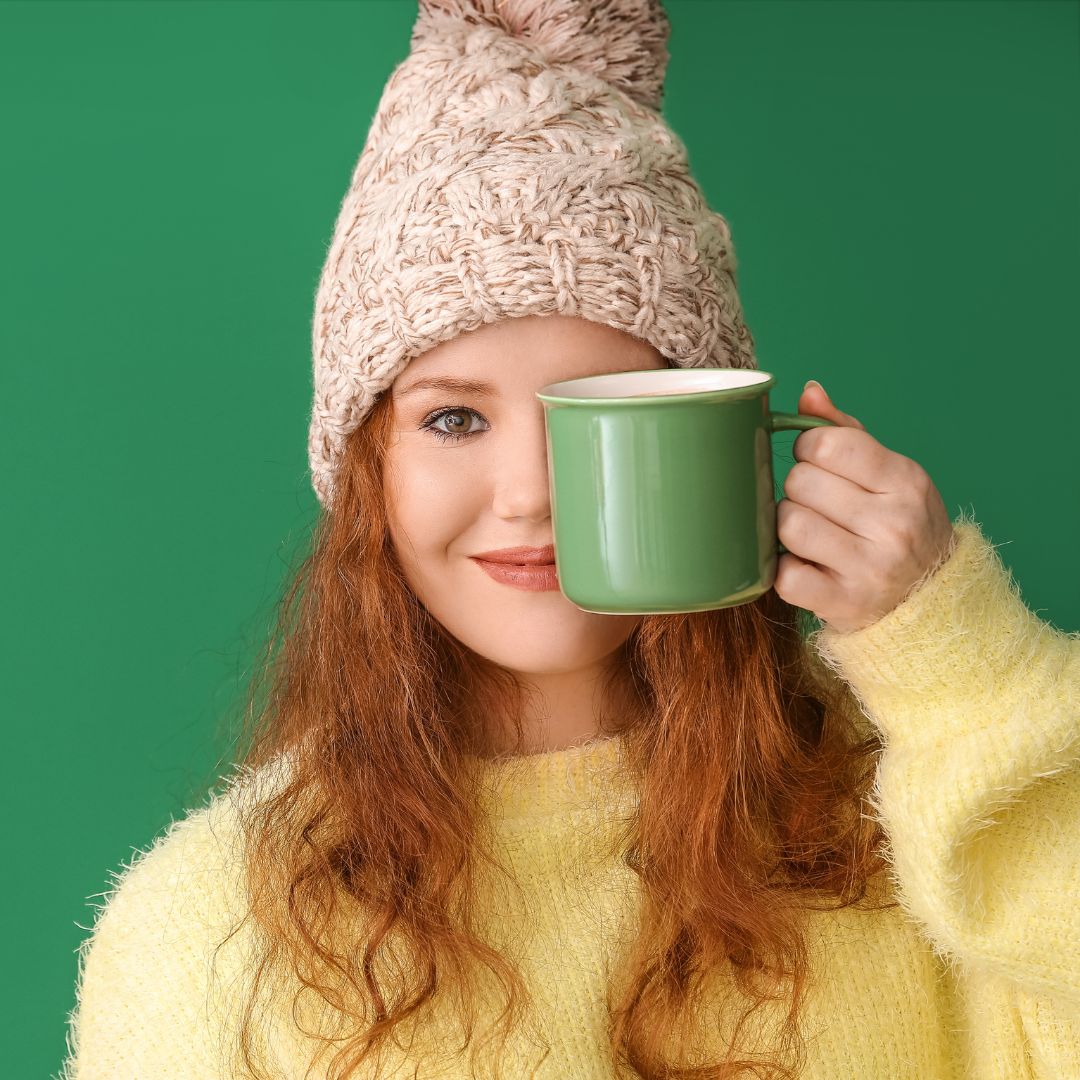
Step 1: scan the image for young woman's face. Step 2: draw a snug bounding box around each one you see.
[383,314,668,680]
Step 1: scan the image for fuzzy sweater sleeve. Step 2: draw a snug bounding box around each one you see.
[807,517,1080,1041]
[58,796,246,1080]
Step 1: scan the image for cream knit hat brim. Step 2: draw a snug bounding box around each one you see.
[309,0,757,510]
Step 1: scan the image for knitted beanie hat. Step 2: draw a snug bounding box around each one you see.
[309,0,758,511]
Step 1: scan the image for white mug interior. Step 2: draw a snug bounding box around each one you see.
[539,368,772,400]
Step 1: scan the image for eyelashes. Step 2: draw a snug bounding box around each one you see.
[418,406,489,444]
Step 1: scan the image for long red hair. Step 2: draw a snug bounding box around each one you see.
[209,384,897,1079]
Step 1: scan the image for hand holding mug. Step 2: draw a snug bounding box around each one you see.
[774,380,956,634]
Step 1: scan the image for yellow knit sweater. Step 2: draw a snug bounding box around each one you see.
[58,521,1080,1079]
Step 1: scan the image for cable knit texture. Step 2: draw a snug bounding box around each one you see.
[309,0,757,510]
[58,519,1080,1078]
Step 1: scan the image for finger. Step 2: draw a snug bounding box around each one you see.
[773,551,838,616]
[792,426,912,495]
[799,382,866,431]
[782,460,883,540]
[776,499,869,577]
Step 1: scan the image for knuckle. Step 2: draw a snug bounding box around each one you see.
[900,456,930,493]
[773,555,801,594]
[816,426,847,468]
[795,427,823,461]
[885,514,919,552]
[806,426,831,463]
[784,461,810,496]
[777,499,809,545]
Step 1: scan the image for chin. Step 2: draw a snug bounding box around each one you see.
[454,619,635,674]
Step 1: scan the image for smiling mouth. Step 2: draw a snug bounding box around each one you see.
[479,561,554,568]
[475,561,557,570]
[470,557,561,592]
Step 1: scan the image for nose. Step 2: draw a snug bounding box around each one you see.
[490,411,552,524]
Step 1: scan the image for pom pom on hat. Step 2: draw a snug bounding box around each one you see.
[412,0,671,110]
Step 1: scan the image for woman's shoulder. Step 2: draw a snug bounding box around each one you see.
[98,750,299,907]
[81,777,250,952]
[60,766,274,1079]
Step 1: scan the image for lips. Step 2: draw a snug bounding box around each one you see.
[471,556,560,592]
[470,545,555,566]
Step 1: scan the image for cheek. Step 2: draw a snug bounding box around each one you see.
[384,451,485,564]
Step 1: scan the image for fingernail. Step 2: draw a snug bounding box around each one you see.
[805,379,824,393]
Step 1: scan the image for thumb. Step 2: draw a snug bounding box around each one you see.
[800,379,865,430]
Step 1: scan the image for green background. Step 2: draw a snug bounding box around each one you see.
[2,1,1075,1075]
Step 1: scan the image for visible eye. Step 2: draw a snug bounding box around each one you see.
[419,406,490,444]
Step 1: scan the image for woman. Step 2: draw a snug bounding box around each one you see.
[62,1,1079,1078]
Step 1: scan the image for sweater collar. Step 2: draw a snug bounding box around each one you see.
[468,733,636,824]
[238,735,637,829]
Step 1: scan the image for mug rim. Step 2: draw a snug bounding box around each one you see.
[536,367,776,406]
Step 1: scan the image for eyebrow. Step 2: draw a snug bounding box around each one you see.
[396,376,498,399]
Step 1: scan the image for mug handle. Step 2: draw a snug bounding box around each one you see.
[768,412,837,556]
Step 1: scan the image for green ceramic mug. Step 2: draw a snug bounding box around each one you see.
[535,368,836,614]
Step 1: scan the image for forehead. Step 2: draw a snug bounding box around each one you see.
[392,315,665,398]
